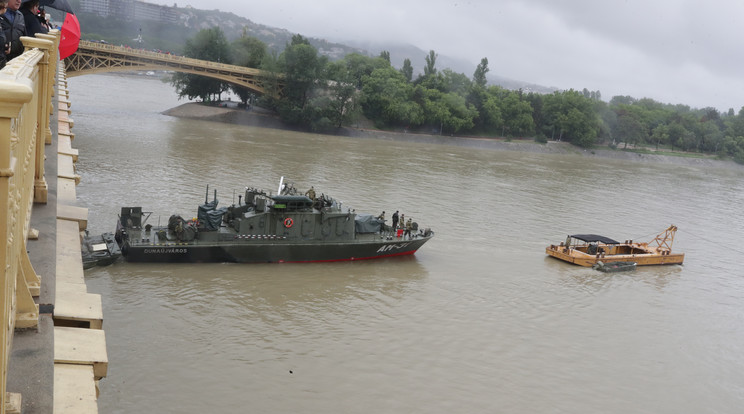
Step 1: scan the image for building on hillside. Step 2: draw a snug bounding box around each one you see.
[80,0,179,23]
[79,0,111,16]
[133,1,178,23]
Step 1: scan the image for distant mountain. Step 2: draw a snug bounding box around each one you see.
[75,3,554,93]
[343,40,556,93]
[176,7,368,59]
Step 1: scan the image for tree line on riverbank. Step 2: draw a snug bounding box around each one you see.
[172,28,744,164]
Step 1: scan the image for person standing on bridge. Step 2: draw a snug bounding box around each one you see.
[20,0,47,38]
[0,0,25,61]
[0,1,7,69]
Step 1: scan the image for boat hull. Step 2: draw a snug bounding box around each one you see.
[121,237,432,263]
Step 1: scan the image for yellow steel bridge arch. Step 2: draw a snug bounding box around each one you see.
[65,40,282,96]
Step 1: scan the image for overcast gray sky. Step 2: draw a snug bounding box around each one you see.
[170,0,743,111]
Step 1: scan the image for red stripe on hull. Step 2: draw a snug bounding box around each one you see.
[279,249,418,263]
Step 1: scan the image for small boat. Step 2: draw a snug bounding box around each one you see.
[114,177,434,263]
[82,231,122,269]
[545,225,684,267]
[592,261,637,273]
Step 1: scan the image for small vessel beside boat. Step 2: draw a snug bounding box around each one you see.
[592,261,637,273]
[545,225,684,267]
[82,231,122,269]
[114,177,434,263]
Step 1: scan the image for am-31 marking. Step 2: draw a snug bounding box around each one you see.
[376,242,411,253]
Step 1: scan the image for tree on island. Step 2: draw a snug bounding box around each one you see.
[230,31,267,106]
[170,28,232,102]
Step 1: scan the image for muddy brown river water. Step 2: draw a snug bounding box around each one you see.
[70,74,744,413]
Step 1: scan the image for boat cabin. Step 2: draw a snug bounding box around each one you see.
[270,195,314,212]
[565,234,652,256]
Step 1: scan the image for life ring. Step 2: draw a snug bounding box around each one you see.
[284,218,294,228]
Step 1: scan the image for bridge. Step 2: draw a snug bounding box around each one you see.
[65,40,282,96]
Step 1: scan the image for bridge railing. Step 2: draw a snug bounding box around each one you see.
[0,31,58,413]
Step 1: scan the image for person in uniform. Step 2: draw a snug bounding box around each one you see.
[404,218,413,238]
[305,186,316,200]
[392,210,399,230]
[377,211,385,234]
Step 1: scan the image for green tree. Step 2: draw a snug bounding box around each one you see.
[724,107,744,139]
[480,93,504,134]
[339,53,389,88]
[440,92,477,133]
[256,50,283,108]
[543,90,599,147]
[424,50,437,77]
[400,58,413,83]
[415,86,476,134]
[472,57,489,88]
[500,93,534,137]
[170,28,232,102]
[440,69,471,96]
[666,122,689,151]
[379,50,390,64]
[275,34,327,125]
[650,124,669,149]
[594,100,616,145]
[609,95,637,106]
[230,34,267,105]
[361,67,423,128]
[525,92,546,137]
[698,120,724,153]
[614,107,648,148]
[323,61,361,128]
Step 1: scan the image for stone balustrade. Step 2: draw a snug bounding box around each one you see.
[1,31,106,414]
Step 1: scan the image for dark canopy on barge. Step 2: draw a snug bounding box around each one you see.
[569,234,621,244]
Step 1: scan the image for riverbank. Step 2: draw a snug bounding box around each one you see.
[163,102,742,169]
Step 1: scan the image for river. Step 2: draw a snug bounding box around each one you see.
[70,74,744,413]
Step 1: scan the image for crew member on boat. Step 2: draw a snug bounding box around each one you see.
[377,211,385,233]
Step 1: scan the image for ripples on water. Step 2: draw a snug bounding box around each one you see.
[72,75,744,413]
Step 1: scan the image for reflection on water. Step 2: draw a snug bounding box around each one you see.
[551,257,684,293]
[71,74,744,414]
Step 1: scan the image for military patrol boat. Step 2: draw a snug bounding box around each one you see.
[115,177,434,263]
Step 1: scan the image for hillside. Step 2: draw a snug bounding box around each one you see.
[74,7,365,58]
[70,3,550,92]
